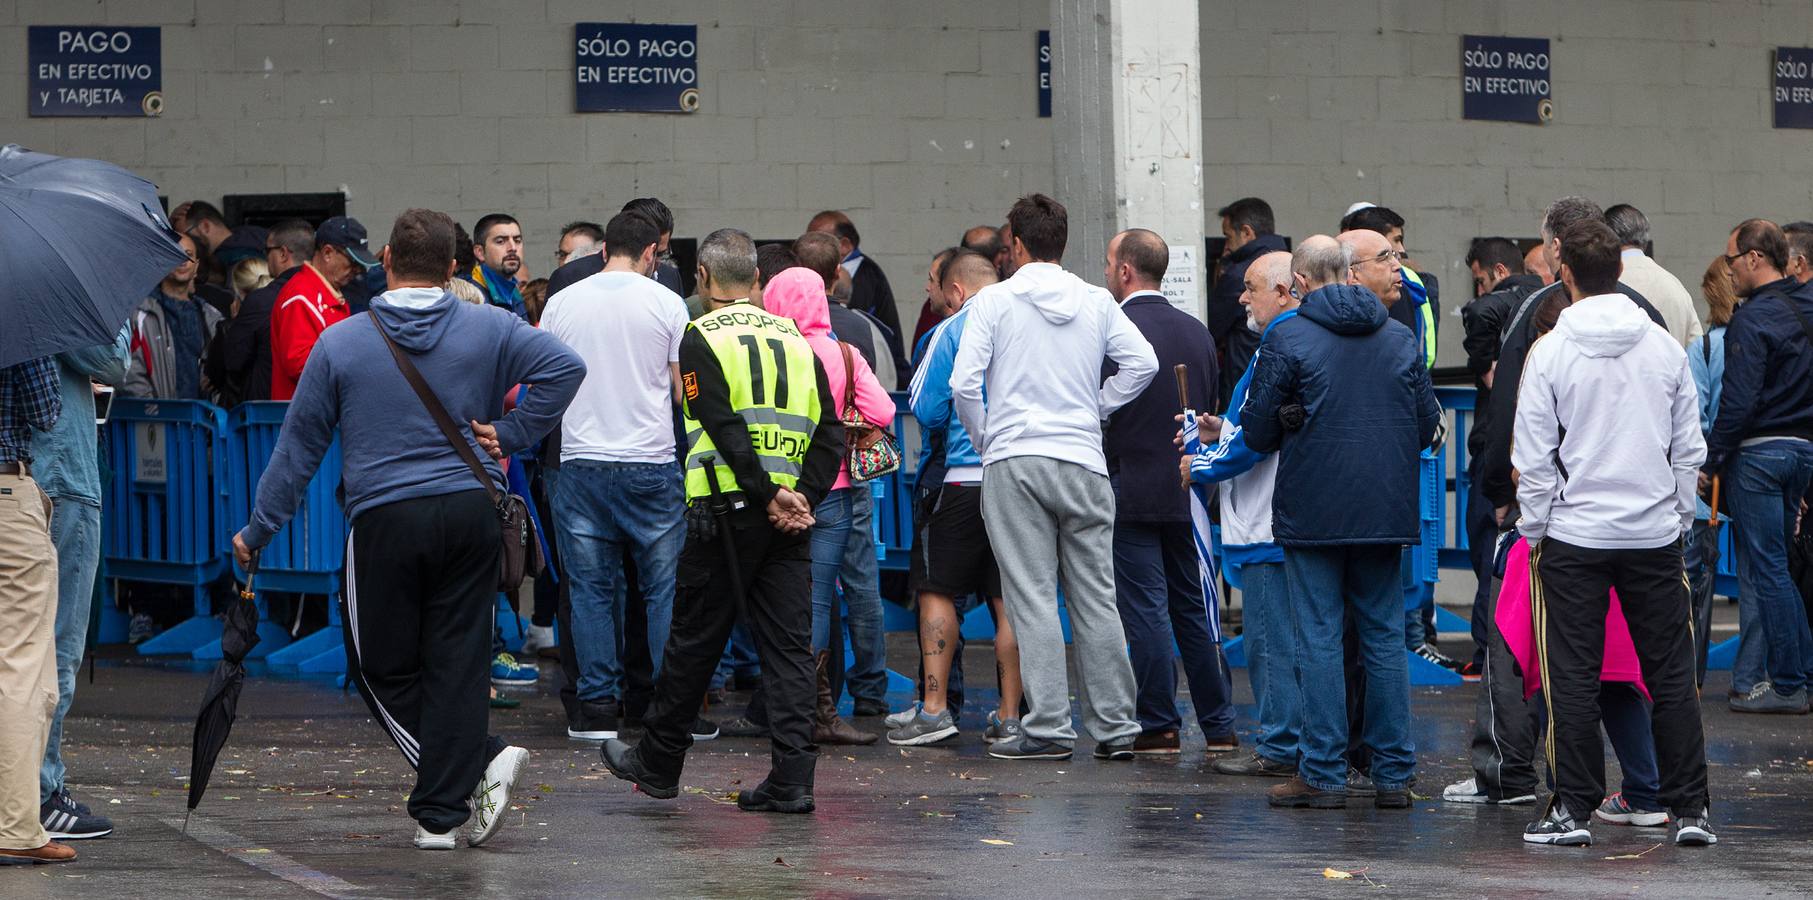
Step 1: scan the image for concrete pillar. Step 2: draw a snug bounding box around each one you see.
[1050,0,1206,319]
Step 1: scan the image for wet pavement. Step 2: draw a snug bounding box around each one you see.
[11,637,1813,900]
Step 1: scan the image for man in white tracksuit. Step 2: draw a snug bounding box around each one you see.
[951,194,1158,761]
[1512,219,1714,849]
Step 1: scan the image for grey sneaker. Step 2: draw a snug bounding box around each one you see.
[984,712,1023,744]
[884,702,923,730]
[887,708,959,746]
[1674,811,1717,846]
[1729,683,1810,714]
[987,735,1073,760]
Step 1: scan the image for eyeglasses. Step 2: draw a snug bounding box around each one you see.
[1353,249,1399,267]
[264,244,282,254]
[1724,249,1754,265]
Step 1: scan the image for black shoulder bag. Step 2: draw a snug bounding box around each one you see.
[375,323,544,590]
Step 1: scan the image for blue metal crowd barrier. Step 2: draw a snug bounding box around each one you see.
[103,398,232,655]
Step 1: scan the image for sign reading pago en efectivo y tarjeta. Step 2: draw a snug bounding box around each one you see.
[29,26,163,117]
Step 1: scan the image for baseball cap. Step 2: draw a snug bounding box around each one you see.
[315,216,379,269]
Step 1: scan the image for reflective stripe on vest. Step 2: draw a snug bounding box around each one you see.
[1402,266,1437,370]
[682,304,822,502]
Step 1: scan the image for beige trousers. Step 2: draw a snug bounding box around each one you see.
[0,472,58,849]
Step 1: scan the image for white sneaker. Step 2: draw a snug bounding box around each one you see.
[413,823,457,850]
[520,624,557,656]
[468,745,529,848]
[884,703,923,729]
[1443,776,1536,805]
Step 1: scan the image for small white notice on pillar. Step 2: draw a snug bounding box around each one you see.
[1160,245,1199,314]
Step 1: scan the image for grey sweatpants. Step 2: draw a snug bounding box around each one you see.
[982,456,1140,745]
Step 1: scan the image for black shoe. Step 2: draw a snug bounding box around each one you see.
[1345,766,1377,797]
[690,716,720,741]
[1674,811,1717,846]
[1523,804,1592,846]
[988,735,1074,760]
[736,779,815,814]
[1213,752,1296,778]
[1374,787,1412,809]
[1092,737,1136,760]
[600,739,678,800]
[852,699,888,718]
[717,716,766,738]
[1267,776,1346,809]
[568,698,620,742]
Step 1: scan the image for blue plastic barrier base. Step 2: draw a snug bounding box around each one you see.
[192,621,292,661]
[137,616,223,656]
[1433,605,1471,634]
[265,626,342,669]
[1706,635,1739,671]
[1407,648,1464,685]
[299,644,348,674]
[1224,635,1247,668]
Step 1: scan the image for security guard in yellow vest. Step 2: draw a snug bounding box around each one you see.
[603,229,843,815]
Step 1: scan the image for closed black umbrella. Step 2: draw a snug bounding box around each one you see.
[0,144,188,369]
[184,551,262,833]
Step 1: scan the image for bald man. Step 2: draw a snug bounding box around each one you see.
[809,211,905,378]
[1101,228,1231,755]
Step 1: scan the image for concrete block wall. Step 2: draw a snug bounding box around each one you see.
[0,0,1055,318]
[1200,0,1813,363]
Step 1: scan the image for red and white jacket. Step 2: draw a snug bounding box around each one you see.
[269,262,349,401]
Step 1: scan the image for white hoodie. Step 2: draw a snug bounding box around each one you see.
[951,263,1158,475]
[1513,292,1705,550]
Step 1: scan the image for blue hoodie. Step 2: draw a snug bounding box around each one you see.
[240,288,584,548]
[908,305,982,475]
[1241,284,1440,546]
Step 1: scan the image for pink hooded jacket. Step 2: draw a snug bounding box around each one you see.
[1496,537,1650,701]
[761,267,896,490]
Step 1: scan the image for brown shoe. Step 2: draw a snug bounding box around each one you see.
[1131,730,1181,754]
[1204,732,1240,753]
[812,651,877,746]
[1267,776,1346,809]
[0,841,76,865]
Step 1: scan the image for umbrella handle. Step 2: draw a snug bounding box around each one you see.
[239,549,261,600]
[1708,476,1721,529]
[1173,364,1190,412]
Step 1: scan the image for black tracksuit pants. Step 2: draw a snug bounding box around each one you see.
[1533,537,1709,822]
[341,490,507,832]
[639,506,818,788]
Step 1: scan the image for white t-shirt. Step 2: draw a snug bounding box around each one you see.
[541,270,690,464]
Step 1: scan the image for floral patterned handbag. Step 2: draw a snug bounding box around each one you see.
[838,342,901,481]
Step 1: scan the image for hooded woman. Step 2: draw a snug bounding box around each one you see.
[758,267,896,745]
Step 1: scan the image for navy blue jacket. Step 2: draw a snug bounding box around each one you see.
[1241,284,1440,546]
[1706,277,1813,473]
[1104,292,1218,522]
[1211,234,1289,410]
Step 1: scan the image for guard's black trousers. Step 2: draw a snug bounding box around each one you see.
[1533,537,1710,822]
[342,490,506,832]
[639,507,818,788]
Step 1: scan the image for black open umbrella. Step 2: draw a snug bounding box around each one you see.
[184,551,262,833]
[0,144,187,369]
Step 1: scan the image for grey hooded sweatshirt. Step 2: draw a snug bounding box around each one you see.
[240,287,585,548]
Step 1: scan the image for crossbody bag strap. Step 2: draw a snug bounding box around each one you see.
[374,321,503,507]
[838,341,858,413]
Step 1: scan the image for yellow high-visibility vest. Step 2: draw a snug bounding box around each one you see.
[681,303,822,503]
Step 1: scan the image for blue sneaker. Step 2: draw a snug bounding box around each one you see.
[491,653,539,686]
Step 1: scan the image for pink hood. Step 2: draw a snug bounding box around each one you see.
[762,268,833,338]
[762,267,895,489]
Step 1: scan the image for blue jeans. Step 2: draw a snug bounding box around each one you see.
[1725,440,1813,695]
[552,461,685,703]
[1401,548,1431,650]
[41,498,100,803]
[1242,561,1301,765]
[1112,520,1234,736]
[808,489,855,651]
[840,486,889,705]
[1285,544,1414,792]
[1532,682,1663,812]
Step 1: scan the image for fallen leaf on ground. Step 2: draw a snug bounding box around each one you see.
[342,833,382,840]
[773,856,794,867]
[1603,843,1663,860]
[1323,868,1354,880]
[981,839,1013,846]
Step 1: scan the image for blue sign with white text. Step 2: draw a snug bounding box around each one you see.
[575,23,699,113]
[1774,47,1813,129]
[1460,35,1551,124]
[29,26,163,117]
[1038,31,1051,118]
